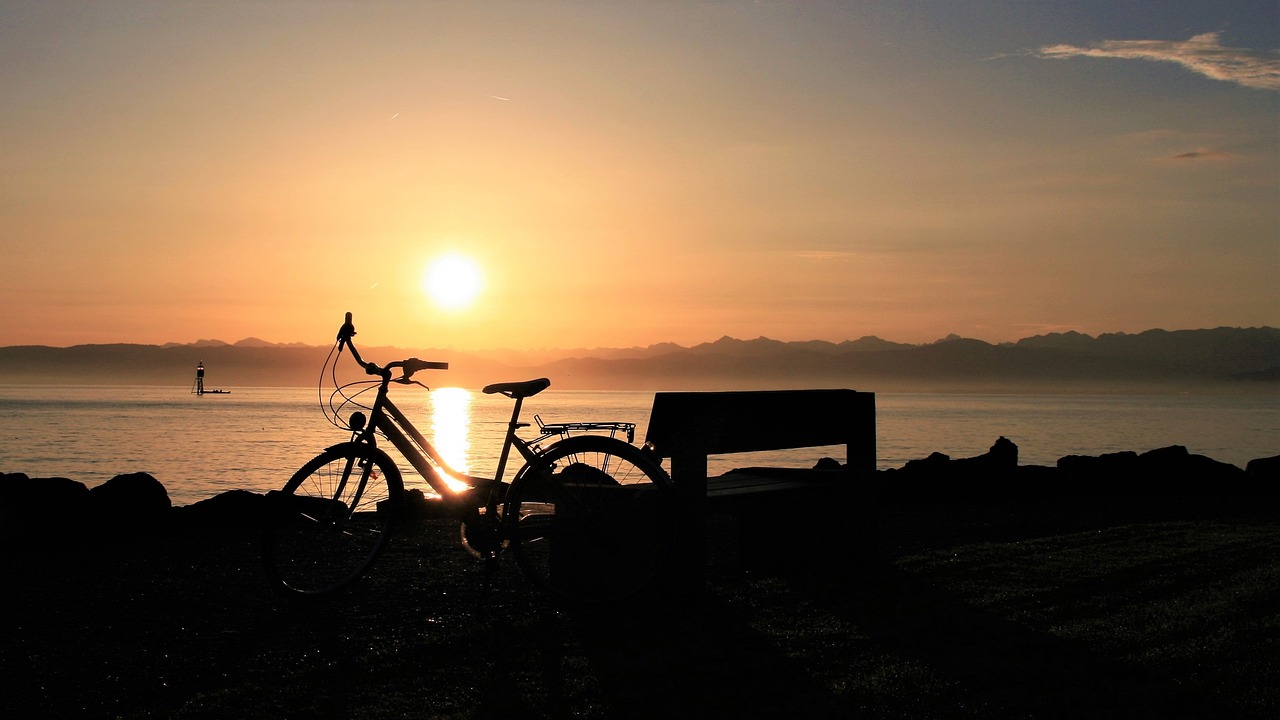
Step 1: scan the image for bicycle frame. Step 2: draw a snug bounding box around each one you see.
[264,312,676,602]
[330,312,638,506]
[367,392,533,499]
[345,367,552,506]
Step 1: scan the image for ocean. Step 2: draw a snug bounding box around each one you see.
[1,384,1276,507]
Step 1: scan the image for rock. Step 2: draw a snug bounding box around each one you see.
[1139,445,1192,464]
[1136,445,1245,496]
[902,451,951,474]
[172,489,265,528]
[989,436,1019,466]
[1011,464,1064,494]
[952,436,1019,478]
[1057,447,1247,499]
[1245,455,1279,498]
[1057,451,1140,495]
[813,457,843,471]
[888,438,1024,500]
[2,472,91,509]
[0,473,92,537]
[883,452,953,500]
[1057,451,1140,477]
[1246,455,1279,480]
[88,472,171,529]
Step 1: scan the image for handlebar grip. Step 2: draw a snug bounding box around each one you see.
[403,358,449,374]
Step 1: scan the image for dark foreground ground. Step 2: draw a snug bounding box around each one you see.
[3,496,1278,720]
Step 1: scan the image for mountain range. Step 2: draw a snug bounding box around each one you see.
[2,327,1277,392]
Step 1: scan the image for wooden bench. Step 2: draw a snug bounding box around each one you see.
[643,389,876,584]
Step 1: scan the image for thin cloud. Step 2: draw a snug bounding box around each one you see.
[792,250,857,262]
[1034,32,1280,92]
[1168,148,1232,160]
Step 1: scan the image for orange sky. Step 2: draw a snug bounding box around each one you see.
[2,2,1277,351]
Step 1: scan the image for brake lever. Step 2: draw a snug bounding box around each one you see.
[394,377,430,390]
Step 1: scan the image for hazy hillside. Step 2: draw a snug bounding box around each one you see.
[1,327,1277,393]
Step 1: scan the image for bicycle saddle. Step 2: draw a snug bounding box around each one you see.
[482,378,551,398]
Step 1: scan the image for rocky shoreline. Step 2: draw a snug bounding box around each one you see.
[3,442,1278,719]
[3,440,1276,536]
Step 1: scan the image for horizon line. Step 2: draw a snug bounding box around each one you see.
[4,324,1277,353]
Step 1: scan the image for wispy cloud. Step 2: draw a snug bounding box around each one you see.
[1168,148,1232,160]
[792,250,857,262]
[1034,32,1280,92]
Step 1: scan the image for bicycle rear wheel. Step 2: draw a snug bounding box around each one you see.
[505,435,676,605]
[262,442,403,597]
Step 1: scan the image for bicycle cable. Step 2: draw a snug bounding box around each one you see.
[317,339,379,432]
[315,340,339,427]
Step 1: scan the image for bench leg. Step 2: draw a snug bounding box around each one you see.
[668,455,708,597]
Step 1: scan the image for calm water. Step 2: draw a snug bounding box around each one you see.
[1,385,1276,506]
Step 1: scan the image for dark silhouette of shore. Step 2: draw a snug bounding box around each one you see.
[2,443,1278,719]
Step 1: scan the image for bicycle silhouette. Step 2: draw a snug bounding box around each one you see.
[261,313,676,605]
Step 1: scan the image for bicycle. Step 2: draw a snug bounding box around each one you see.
[260,313,677,605]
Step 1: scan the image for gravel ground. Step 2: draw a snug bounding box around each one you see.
[3,496,1278,719]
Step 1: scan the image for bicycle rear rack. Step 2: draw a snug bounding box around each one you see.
[534,414,636,443]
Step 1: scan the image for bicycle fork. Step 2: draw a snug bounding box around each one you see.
[325,452,377,524]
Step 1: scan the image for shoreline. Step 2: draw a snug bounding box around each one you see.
[3,471,1276,719]
[4,388,1276,508]
[4,440,1277,517]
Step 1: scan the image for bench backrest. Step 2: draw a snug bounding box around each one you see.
[644,389,875,473]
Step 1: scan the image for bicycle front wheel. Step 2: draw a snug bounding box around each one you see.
[505,435,676,605]
[262,442,403,597]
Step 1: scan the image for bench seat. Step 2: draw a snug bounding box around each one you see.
[707,468,849,502]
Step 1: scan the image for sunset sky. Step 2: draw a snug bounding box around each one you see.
[2,1,1276,351]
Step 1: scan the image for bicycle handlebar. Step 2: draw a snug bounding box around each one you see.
[400,358,450,374]
[336,312,449,380]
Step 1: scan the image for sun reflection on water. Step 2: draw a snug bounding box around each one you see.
[429,387,472,491]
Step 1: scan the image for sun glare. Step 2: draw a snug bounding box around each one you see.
[422,254,483,310]
[429,386,472,493]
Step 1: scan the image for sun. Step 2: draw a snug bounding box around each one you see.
[422,254,483,310]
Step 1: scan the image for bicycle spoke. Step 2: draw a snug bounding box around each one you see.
[262,444,402,597]
[506,435,676,605]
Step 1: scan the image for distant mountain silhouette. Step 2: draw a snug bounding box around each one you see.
[161,339,231,349]
[232,337,314,349]
[2,327,1277,392]
[1010,330,1095,351]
